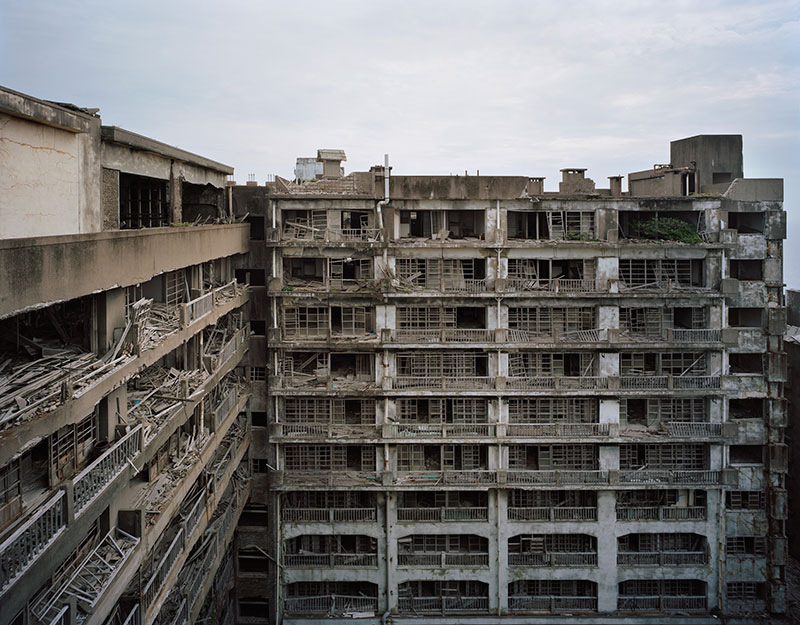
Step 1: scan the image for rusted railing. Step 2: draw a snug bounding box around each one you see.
[616,506,706,521]
[506,470,608,485]
[618,551,706,566]
[618,595,706,612]
[142,529,184,610]
[619,470,721,485]
[390,423,495,438]
[509,552,597,567]
[284,595,378,616]
[665,422,722,437]
[506,423,609,437]
[280,507,378,523]
[398,552,489,568]
[282,553,377,568]
[398,595,489,613]
[507,507,597,522]
[509,596,597,612]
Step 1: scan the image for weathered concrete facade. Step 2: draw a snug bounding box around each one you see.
[0,87,249,625]
[235,137,788,624]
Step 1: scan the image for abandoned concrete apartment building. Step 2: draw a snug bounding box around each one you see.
[0,84,789,625]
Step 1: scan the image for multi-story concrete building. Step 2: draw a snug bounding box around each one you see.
[236,136,788,624]
[0,87,252,625]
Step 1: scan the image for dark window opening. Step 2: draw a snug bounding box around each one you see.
[728,212,765,234]
[235,269,266,286]
[239,504,269,526]
[250,320,266,336]
[729,260,763,281]
[728,308,762,328]
[247,215,265,240]
[730,445,763,465]
[251,411,268,428]
[119,173,169,229]
[239,598,269,618]
[729,353,763,374]
[456,307,486,329]
[729,399,763,420]
[712,172,733,184]
[625,399,647,426]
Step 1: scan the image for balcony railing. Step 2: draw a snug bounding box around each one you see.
[506,423,609,437]
[142,529,184,610]
[507,507,597,522]
[503,278,601,293]
[280,508,377,523]
[397,552,489,568]
[397,507,488,522]
[620,375,720,390]
[508,552,597,567]
[618,596,706,612]
[394,376,492,390]
[0,490,66,594]
[506,376,609,390]
[398,596,489,613]
[390,423,495,438]
[327,227,381,242]
[665,422,722,437]
[73,425,143,516]
[276,423,377,439]
[506,470,608,485]
[508,596,597,612]
[671,329,721,343]
[619,470,721,485]
[616,506,706,521]
[394,470,497,486]
[213,387,239,429]
[282,553,378,568]
[617,551,707,567]
[283,595,378,616]
[183,292,214,327]
[443,279,487,293]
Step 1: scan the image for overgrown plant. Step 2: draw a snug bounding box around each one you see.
[638,217,701,244]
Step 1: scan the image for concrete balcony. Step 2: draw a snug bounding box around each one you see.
[386,328,495,345]
[508,552,597,567]
[508,596,597,613]
[276,471,381,489]
[397,507,488,523]
[616,506,706,522]
[282,553,378,569]
[617,595,706,613]
[397,552,489,568]
[0,287,248,468]
[281,225,381,244]
[507,507,597,522]
[617,551,707,567]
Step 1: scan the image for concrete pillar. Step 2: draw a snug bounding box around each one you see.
[99,385,126,442]
[599,352,619,377]
[494,489,509,614]
[596,490,618,611]
[170,164,183,224]
[599,399,620,424]
[384,492,398,614]
[599,445,620,472]
[97,288,126,353]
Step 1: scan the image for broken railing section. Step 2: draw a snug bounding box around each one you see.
[203,319,249,372]
[30,527,140,624]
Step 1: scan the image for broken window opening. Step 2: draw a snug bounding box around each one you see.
[119,173,169,229]
[507,210,595,240]
[508,445,598,470]
[619,258,704,289]
[620,444,708,471]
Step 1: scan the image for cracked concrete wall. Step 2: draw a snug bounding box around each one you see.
[0,112,101,237]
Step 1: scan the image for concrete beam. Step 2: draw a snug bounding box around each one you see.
[0,224,249,319]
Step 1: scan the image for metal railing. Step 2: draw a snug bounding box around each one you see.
[672,328,721,342]
[506,423,609,437]
[615,506,706,521]
[183,291,214,327]
[398,596,489,613]
[443,279,487,293]
[394,470,498,486]
[442,329,493,342]
[393,376,493,390]
[506,470,608,485]
[621,375,720,390]
[508,552,597,567]
[398,552,489,568]
[73,425,142,515]
[397,507,488,522]
[142,528,184,609]
[0,491,66,594]
[618,595,706,612]
[665,422,722,437]
[506,376,609,390]
[619,470,721,485]
[509,596,597,612]
[618,551,707,566]
[503,278,600,293]
[283,595,379,616]
[214,387,239,429]
[183,492,207,540]
[282,553,377,568]
[390,423,495,438]
[277,423,376,438]
[327,227,380,242]
[507,507,597,522]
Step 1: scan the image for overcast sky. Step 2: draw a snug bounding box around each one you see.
[2,0,798,284]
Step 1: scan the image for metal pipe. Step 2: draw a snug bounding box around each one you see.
[375,154,389,240]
